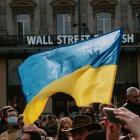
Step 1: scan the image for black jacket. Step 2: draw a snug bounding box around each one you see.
[123,100,140,116]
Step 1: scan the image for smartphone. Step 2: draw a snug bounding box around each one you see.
[103,107,125,125]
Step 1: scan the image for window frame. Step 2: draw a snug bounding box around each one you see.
[96,12,112,34]
[56,13,72,34]
[16,14,31,36]
[136,11,140,31]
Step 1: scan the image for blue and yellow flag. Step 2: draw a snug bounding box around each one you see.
[18,29,123,124]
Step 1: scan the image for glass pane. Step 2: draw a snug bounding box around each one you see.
[116,56,137,83]
[97,12,111,34]
[57,13,71,34]
[65,14,71,34]
[18,22,23,36]
[57,14,63,34]
[24,21,30,35]
[55,100,66,117]
[105,19,111,33]
[17,14,30,35]
[97,19,103,34]
[8,59,23,85]
[136,13,140,31]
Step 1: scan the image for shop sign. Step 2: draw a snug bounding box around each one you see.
[26,34,134,45]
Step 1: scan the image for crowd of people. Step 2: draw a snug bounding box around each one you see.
[0,87,140,140]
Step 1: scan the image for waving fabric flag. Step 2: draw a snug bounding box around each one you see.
[18,29,123,124]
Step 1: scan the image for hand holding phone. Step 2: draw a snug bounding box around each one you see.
[103,107,125,125]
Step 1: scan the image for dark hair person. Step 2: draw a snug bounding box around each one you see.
[21,131,41,140]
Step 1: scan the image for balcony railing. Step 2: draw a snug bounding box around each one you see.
[0,35,25,47]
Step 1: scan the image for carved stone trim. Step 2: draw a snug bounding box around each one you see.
[90,0,117,33]
[50,0,77,34]
[9,0,36,17]
[50,0,77,14]
[129,0,140,13]
[90,0,117,13]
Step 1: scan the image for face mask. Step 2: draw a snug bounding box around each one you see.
[7,116,18,126]
[84,112,92,118]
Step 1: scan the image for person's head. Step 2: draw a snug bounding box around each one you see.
[0,105,13,124]
[99,103,114,115]
[81,105,97,122]
[81,105,94,115]
[21,131,41,140]
[60,117,72,130]
[18,114,24,129]
[47,115,55,123]
[62,115,102,140]
[0,106,13,117]
[39,114,45,121]
[126,87,140,105]
[23,124,38,132]
[5,108,18,127]
[58,117,73,140]
[59,112,65,119]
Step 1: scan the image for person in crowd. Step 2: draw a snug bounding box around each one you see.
[23,123,53,140]
[123,87,140,116]
[57,117,73,140]
[38,128,48,140]
[62,115,102,140]
[54,115,60,135]
[23,124,38,132]
[21,131,41,140]
[122,87,140,135]
[80,105,98,123]
[0,106,14,134]
[0,108,19,140]
[59,112,65,120]
[98,103,115,130]
[98,103,115,122]
[45,115,58,138]
[36,114,46,131]
[17,114,24,140]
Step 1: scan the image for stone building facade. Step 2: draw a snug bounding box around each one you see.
[0,0,140,115]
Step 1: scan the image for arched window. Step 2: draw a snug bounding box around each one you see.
[17,14,30,36]
[96,12,111,34]
[57,13,71,34]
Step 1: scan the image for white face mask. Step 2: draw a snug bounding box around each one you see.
[7,116,18,126]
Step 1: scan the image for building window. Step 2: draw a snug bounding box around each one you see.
[8,59,23,85]
[57,13,71,34]
[136,12,140,31]
[116,56,137,83]
[96,12,111,34]
[7,59,26,114]
[17,14,30,36]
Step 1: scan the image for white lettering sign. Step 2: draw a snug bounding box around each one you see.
[26,34,134,46]
[122,34,134,43]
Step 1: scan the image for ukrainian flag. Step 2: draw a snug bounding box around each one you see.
[18,29,123,124]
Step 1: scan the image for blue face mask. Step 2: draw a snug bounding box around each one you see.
[7,116,18,126]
